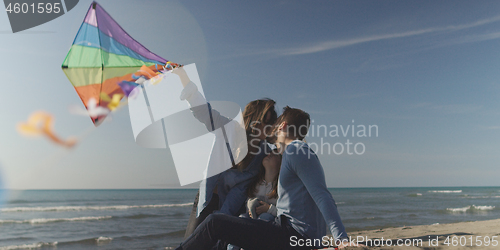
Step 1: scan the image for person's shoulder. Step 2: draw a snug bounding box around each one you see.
[284,140,316,159]
[285,140,310,151]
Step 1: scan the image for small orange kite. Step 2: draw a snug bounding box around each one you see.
[17,111,77,148]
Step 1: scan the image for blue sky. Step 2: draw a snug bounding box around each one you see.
[0,0,499,190]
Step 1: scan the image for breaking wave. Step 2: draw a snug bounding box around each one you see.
[446,205,496,213]
[428,190,462,193]
[1,203,193,213]
[0,242,58,250]
[0,216,112,225]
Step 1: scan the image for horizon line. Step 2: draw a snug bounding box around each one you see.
[3,185,499,191]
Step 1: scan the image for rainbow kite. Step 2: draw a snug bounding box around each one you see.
[62,1,168,125]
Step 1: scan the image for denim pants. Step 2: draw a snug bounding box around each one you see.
[184,191,220,239]
[227,212,276,250]
[176,214,311,250]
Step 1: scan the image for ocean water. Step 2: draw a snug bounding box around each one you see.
[0,187,499,249]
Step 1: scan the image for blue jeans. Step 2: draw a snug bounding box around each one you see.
[227,212,276,250]
[256,212,275,221]
[176,214,311,250]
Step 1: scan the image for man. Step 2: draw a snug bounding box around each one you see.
[176,107,356,250]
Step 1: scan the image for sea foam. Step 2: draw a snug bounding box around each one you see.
[408,193,423,197]
[446,205,496,213]
[428,190,462,193]
[0,216,112,225]
[96,237,112,242]
[0,242,57,250]
[96,236,113,246]
[0,203,193,213]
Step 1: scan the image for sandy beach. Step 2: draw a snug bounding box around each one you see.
[340,219,500,249]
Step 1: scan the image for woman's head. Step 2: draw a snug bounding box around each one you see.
[262,149,281,171]
[247,149,281,199]
[243,98,277,140]
[235,98,277,171]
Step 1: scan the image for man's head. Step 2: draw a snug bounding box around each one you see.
[272,106,310,144]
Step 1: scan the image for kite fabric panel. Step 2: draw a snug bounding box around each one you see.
[62,1,167,125]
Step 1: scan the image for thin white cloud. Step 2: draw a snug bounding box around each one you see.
[276,15,500,56]
[210,15,500,63]
[442,31,500,46]
[432,104,482,114]
[411,102,482,114]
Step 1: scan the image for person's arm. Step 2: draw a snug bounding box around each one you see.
[267,203,278,217]
[218,178,252,215]
[288,144,348,241]
[172,66,191,88]
[255,201,276,216]
[173,67,231,132]
[218,141,268,215]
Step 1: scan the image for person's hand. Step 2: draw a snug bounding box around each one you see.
[171,67,190,87]
[255,201,270,215]
[171,66,186,76]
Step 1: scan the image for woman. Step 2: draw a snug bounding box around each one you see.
[227,149,282,250]
[172,68,278,239]
[245,148,281,221]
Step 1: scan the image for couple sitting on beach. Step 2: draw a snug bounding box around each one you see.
[173,68,358,250]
